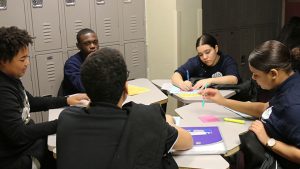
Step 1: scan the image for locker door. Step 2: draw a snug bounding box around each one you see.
[0,0,26,29]
[102,44,120,52]
[239,0,256,27]
[64,0,91,48]
[31,0,61,51]
[36,53,64,97]
[95,0,119,43]
[202,0,215,31]
[124,42,146,79]
[227,30,240,66]
[207,31,229,55]
[240,28,255,80]
[122,0,145,41]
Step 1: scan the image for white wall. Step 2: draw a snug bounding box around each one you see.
[145,0,202,80]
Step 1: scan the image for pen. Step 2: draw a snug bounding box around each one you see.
[223,118,245,124]
[186,70,190,81]
[201,83,209,108]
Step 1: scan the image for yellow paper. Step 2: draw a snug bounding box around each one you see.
[128,85,150,96]
[177,93,201,98]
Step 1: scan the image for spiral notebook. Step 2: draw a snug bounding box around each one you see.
[173,126,226,155]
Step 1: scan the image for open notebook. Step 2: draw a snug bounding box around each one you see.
[173,126,226,155]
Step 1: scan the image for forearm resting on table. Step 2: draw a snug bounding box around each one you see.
[209,75,238,85]
[166,115,193,150]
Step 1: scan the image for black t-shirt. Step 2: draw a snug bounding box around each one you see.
[57,102,178,169]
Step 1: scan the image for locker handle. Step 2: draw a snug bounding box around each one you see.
[65,0,75,6]
[96,0,105,5]
[32,0,43,8]
[123,0,132,3]
[0,0,7,10]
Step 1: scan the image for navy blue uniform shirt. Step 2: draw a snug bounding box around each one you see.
[63,52,86,95]
[175,53,242,83]
[263,71,300,168]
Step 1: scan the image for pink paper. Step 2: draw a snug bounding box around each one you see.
[199,115,220,123]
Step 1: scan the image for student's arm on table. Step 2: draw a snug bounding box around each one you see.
[171,72,193,91]
[192,75,238,90]
[200,88,267,117]
[166,114,193,150]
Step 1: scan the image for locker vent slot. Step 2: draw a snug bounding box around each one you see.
[104,18,112,37]
[46,61,56,82]
[131,49,139,66]
[0,0,7,10]
[74,20,84,34]
[42,23,53,43]
[130,16,137,33]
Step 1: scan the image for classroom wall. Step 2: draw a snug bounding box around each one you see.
[145,0,202,80]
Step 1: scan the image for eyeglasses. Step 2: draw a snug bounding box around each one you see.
[80,40,99,46]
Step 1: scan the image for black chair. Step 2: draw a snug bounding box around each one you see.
[57,80,65,97]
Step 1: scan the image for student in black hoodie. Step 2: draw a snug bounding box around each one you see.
[0,26,88,169]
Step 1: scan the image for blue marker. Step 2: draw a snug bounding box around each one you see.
[202,83,209,108]
[186,70,190,81]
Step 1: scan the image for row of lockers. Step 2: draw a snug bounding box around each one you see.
[1,0,145,51]
[202,0,282,81]
[202,0,282,31]
[206,25,278,81]
[0,0,147,98]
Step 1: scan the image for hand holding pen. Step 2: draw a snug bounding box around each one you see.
[199,88,226,105]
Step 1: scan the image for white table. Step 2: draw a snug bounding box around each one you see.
[175,102,252,154]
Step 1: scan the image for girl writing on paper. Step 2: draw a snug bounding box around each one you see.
[171,33,242,91]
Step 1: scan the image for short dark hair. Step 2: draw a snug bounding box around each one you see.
[196,33,221,54]
[0,26,33,62]
[76,28,96,43]
[81,47,127,104]
[248,40,292,73]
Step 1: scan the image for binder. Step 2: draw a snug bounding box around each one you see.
[173,126,226,155]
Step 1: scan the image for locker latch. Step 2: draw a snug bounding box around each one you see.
[32,0,43,8]
[66,0,75,6]
[0,0,7,10]
[96,0,105,5]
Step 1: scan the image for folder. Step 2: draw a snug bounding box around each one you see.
[173,126,226,155]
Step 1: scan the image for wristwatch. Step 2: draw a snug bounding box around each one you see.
[266,138,276,148]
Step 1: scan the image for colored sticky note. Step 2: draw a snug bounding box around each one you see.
[199,115,220,123]
[128,85,150,96]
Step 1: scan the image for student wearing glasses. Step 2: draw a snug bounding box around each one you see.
[62,28,99,96]
[171,33,241,91]
[201,40,300,168]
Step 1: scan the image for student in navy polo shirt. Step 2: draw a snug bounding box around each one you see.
[62,28,99,96]
[201,40,300,168]
[171,33,241,91]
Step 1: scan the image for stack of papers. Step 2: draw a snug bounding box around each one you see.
[162,83,200,97]
[173,126,226,155]
[128,85,150,96]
